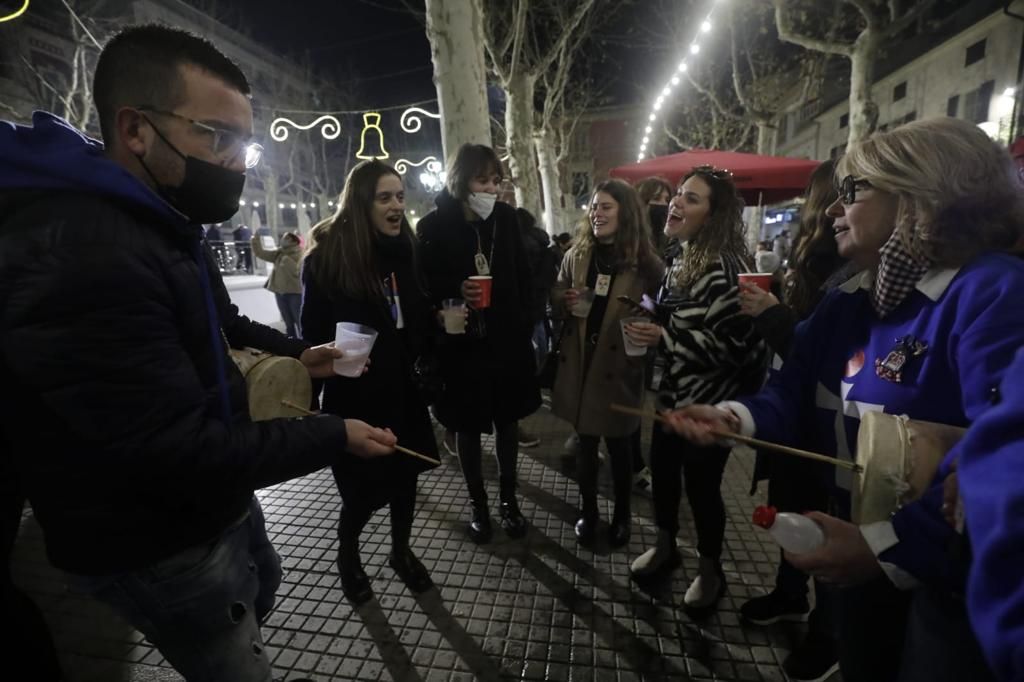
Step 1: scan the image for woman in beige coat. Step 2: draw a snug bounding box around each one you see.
[251,231,303,337]
[551,179,664,548]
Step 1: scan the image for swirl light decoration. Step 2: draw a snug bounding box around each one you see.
[270,114,341,142]
[0,0,29,22]
[393,156,440,175]
[400,106,441,133]
[637,1,721,161]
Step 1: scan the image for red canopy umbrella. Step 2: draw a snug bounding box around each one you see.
[610,149,821,205]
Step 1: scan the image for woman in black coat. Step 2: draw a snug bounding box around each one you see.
[416,144,541,544]
[302,160,439,604]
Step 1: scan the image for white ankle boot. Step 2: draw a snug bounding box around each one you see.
[684,556,724,609]
[630,529,678,577]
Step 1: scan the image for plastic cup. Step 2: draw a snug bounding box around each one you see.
[333,322,378,377]
[442,298,467,334]
[738,272,774,293]
[619,316,649,357]
[570,287,595,318]
[468,275,492,309]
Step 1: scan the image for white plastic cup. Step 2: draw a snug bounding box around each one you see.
[571,287,595,318]
[333,322,378,377]
[442,298,467,335]
[619,316,649,357]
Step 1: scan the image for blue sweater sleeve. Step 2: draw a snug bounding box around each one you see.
[958,349,1024,682]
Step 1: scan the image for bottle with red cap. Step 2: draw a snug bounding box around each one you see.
[752,505,825,554]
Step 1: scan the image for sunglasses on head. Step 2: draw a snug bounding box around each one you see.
[690,164,732,180]
[836,174,872,205]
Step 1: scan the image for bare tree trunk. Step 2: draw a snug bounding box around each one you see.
[533,125,563,235]
[746,121,777,249]
[847,30,880,145]
[505,72,541,217]
[265,174,279,237]
[424,0,492,160]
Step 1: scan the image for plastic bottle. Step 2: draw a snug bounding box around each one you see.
[752,505,825,554]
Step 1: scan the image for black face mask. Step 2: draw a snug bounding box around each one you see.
[138,119,246,224]
[648,204,669,232]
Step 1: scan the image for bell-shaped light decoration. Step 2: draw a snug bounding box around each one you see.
[356,112,389,160]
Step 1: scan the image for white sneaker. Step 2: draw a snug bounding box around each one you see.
[629,529,679,578]
[632,466,652,492]
[684,557,725,609]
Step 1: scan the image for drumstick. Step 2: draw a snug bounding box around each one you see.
[609,403,862,473]
[280,400,442,466]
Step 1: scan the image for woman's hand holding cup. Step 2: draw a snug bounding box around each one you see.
[460,279,482,306]
[563,288,580,309]
[623,320,662,348]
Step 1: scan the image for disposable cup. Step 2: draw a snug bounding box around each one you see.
[442,298,467,334]
[469,275,492,309]
[570,287,595,318]
[738,272,773,293]
[620,316,649,357]
[333,322,378,377]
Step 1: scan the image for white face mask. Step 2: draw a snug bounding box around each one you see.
[467,192,497,220]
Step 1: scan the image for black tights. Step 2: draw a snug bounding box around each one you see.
[336,474,417,558]
[576,434,633,521]
[456,421,520,502]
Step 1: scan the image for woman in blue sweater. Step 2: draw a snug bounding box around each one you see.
[666,118,1024,682]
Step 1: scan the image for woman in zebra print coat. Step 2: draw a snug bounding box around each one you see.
[627,166,768,612]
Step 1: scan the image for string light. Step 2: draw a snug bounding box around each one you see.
[636,1,721,161]
[0,0,29,23]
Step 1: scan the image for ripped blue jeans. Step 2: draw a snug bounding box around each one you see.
[66,497,282,682]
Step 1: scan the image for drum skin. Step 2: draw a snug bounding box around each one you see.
[228,348,312,421]
[853,412,966,525]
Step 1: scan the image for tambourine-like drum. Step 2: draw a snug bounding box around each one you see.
[853,411,966,524]
[228,348,311,422]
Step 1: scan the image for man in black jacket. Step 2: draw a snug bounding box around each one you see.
[0,25,395,682]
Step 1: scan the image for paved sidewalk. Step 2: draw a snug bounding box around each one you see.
[12,398,832,681]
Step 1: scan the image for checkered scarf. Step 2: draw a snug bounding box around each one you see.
[870,230,930,318]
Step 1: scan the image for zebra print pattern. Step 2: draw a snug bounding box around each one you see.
[655,246,768,409]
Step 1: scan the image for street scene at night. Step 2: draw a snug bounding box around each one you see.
[2,1,1024,681]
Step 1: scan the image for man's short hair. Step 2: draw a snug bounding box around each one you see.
[93,24,250,144]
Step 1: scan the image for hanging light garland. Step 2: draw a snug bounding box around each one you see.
[637,1,722,162]
[0,0,30,23]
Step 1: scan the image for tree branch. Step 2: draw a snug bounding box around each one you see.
[530,0,596,76]
[773,0,853,57]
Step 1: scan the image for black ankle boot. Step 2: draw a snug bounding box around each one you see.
[389,546,433,593]
[468,499,492,544]
[575,498,599,546]
[608,502,631,548]
[336,552,372,604]
[498,477,527,538]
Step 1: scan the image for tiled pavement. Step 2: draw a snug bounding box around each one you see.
[11,394,836,681]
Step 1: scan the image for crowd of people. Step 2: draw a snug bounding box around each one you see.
[1,22,1022,682]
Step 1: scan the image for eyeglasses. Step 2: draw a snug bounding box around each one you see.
[691,164,732,179]
[837,174,872,205]
[136,106,263,169]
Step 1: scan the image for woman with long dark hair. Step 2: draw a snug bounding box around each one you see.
[417,144,541,544]
[551,179,663,547]
[627,166,768,614]
[302,160,439,604]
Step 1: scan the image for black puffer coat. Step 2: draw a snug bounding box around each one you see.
[416,191,541,433]
[0,179,349,575]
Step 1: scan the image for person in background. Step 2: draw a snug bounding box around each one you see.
[551,179,663,548]
[417,143,541,544]
[735,159,847,681]
[301,160,439,604]
[628,166,768,615]
[0,24,394,682]
[251,230,303,337]
[516,206,559,449]
[233,222,253,273]
[667,117,1024,682]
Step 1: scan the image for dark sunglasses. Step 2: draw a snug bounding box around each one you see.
[690,164,732,180]
[837,174,872,205]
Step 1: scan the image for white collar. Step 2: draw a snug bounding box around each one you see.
[837,266,960,300]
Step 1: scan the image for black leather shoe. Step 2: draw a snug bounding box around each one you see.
[608,518,631,548]
[468,502,493,544]
[337,556,373,605]
[499,499,528,538]
[574,513,599,545]
[389,547,434,593]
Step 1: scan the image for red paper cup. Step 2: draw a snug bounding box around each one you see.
[469,275,493,309]
[738,272,773,293]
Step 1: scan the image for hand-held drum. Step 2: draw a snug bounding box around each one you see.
[228,348,312,421]
[853,411,966,525]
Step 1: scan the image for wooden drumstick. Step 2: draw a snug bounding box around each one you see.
[609,403,862,473]
[280,400,442,467]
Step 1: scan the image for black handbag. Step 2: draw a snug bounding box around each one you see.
[538,321,562,390]
[412,353,444,405]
